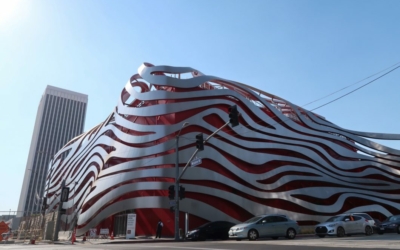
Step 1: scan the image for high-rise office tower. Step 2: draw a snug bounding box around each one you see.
[17,85,88,216]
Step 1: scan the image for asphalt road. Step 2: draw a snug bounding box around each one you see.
[1,234,400,250]
[0,245,390,250]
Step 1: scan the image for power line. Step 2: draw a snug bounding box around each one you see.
[302,61,400,107]
[310,64,400,111]
[60,63,400,173]
[180,62,400,142]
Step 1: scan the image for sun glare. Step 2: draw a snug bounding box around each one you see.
[0,0,23,25]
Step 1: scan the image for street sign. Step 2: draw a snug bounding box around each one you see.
[190,157,202,167]
[169,200,176,206]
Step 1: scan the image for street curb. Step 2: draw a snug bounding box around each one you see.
[104,239,175,244]
[42,234,318,245]
[94,235,317,244]
[297,234,316,238]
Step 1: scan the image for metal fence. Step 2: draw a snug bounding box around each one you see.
[0,211,58,242]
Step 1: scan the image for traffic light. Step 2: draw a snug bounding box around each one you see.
[60,208,67,215]
[229,105,239,127]
[195,133,204,151]
[41,197,47,214]
[179,186,186,200]
[60,187,70,202]
[168,185,175,200]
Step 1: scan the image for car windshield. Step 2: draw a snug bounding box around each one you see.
[243,216,263,224]
[325,216,344,222]
[384,216,400,222]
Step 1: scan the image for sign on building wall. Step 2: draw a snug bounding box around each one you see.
[100,228,109,235]
[89,228,97,238]
[126,213,136,239]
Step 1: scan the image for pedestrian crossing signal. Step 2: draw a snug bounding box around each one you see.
[179,186,186,200]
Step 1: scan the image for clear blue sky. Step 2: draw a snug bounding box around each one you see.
[1,0,399,213]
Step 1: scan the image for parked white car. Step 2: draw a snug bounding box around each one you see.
[315,214,373,237]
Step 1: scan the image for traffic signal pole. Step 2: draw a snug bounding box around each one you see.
[174,134,181,241]
[173,106,239,241]
[174,122,189,241]
[178,119,231,181]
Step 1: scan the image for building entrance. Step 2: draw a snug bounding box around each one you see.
[113,210,135,237]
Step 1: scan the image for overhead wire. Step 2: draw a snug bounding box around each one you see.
[96,62,400,169]
[181,61,400,142]
[310,64,400,111]
[302,61,400,107]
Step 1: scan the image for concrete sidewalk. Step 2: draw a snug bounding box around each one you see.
[50,236,176,245]
[84,237,175,245]
[64,234,316,245]
[11,234,316,245]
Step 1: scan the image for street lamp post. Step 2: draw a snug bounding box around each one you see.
[174,122,189,241]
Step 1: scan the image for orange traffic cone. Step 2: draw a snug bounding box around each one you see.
[110,231,114,240]
[71,228,76,244]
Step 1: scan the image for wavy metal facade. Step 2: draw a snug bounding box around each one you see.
[45,63,400,236]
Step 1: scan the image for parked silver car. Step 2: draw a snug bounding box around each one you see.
[228,214,300,241]
[315,214,373,237]
[352,212,376,230]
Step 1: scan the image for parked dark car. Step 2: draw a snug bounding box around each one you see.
[372,218,385,234]
[186,221,236,241]
[380,215,400,234]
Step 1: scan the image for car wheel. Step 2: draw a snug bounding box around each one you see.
[337,227,345,237]
[272,237,279,240]
[397,225,400,234]
[365,226,373,236]
[286,228,296,239]
[248,229,258,241]
[318,235,326,238]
